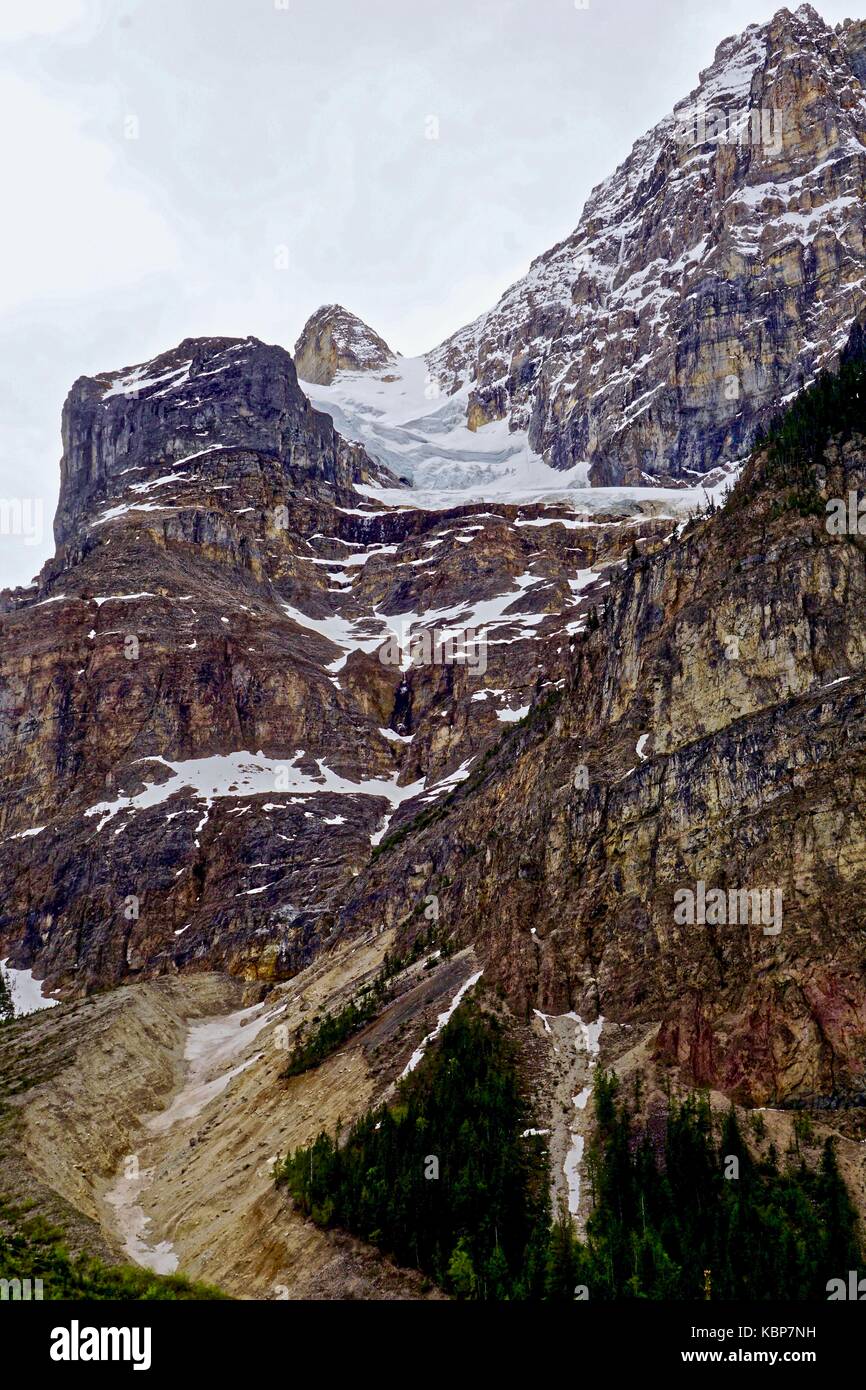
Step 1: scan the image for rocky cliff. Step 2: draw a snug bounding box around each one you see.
[1,331,671,996]
[53,335,392,549]
[328,314,866,1108]
[4,312,866,1116]
[3,6,866,1125]
[417,6,866,485]
[294,10,865,497]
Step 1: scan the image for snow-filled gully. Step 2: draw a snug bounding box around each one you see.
[104,1000,281,1274]
[534,1009,604,1223]
[103,977,599,1272]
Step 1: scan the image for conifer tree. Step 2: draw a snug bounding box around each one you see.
[0,967,13,1022]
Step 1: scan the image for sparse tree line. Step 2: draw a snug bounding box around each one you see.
[0,970,13,1023]
[282,923,454,1078]
[751,348,866,518]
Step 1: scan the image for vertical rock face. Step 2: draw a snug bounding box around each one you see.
[333,317,866,1107]
[54,336,390,549]
[293,305,397,386]
[426,5,866,484]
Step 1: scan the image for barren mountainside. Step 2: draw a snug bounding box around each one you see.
[336,315,866,1109]
[1,331,677,992]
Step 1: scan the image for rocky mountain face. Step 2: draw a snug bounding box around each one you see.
[4,321,865,1303]
[3,7,866,1301]
[2,12,866,1291]
[293,9,866,497]
[53,336,393,550]
[331,314,866,1108]
[1,333,674,995]
[293,305,397,386]
[3,311,865,1117]
[420,5,866,486]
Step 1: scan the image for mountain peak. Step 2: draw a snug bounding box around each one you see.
[294,304,397,385]
[426,3,866,486]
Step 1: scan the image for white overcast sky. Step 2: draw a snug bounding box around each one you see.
[0,0,863,586]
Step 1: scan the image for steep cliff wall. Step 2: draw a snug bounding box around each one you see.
[331,321,866,1106]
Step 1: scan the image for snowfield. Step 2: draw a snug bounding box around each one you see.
[305,355,592,494]
[0,958,59,1015]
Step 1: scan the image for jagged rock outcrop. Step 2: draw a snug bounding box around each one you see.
[426,5,866,484]
[54,335,392,549]
[294,305,397,386]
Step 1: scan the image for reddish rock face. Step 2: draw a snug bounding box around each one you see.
[3,12,866,1122]
[3,320,866,1109]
